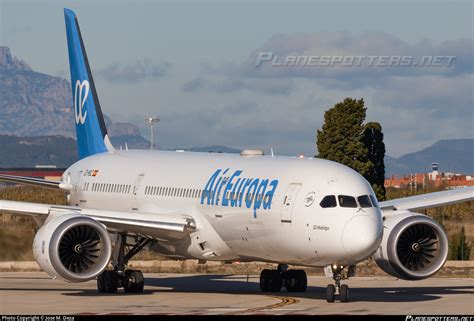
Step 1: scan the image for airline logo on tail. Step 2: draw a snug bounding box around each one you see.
[64,8,114,159]
[74,80,89,125]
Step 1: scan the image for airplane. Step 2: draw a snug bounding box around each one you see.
[0,8,473,303]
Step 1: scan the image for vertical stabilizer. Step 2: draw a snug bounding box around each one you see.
[64,8,114,159]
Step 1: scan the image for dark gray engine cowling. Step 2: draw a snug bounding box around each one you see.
[373,211,448,280]
[33,213,112,282]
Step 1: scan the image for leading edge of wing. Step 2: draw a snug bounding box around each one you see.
[0,199,196,240]
[380,186,474,211]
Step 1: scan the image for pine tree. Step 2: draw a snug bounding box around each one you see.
[317,98,373,178]
[362,122,386,200]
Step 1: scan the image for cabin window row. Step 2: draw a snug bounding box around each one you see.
[84,182,132,194]
[144,186,271,204]
[319,194,378,208]
[144,186,203,199]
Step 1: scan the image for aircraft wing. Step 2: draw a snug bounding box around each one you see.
[0,174,73,191]
[379,186,474,211]
[0,200,196,241]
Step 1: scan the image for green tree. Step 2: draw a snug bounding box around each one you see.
[317,98,373,177]
[362,122,386,200]
[449,225,471,260]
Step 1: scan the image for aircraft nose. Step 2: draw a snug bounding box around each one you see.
[342,214,382,260]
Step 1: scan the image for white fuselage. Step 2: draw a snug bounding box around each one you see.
[65,149,383,267]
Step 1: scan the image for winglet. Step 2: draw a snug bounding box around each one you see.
[64,8,114,159]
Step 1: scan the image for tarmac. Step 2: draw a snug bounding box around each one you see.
[0,272,473,315]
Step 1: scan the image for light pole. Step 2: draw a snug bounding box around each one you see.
[144,117,160,150]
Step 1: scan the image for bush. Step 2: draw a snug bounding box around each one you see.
[449,225,471,260]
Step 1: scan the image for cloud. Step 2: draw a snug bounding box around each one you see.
[98,59,170,84]
[111,32,472,158]
[181,77,207,92]
[216,32,473,89]
[8,26,32,36]
[182,77,293,95]
[183,32,472,97]
[373,74,473,115]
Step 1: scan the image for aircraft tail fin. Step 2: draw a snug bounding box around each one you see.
[64,8,114,159]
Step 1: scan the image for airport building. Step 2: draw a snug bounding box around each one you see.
[0,166,65,181]
[385,163,474,189]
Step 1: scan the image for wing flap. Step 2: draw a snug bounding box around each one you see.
[380,187,474,211]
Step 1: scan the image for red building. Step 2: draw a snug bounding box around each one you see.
[0,167,66,180]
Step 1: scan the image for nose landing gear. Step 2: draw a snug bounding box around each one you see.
[325,264,354,303]
[326,275,349,303]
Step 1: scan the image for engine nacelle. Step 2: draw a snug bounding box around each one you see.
[33,213,112,282]
[373,211,448,280]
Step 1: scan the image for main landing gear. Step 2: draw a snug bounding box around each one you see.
[260,264,307,293]
[97,233,151,294]
[326,264,354,303]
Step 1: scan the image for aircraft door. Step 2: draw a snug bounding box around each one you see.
[131,173,145,211]
[281,183,301,223]
[74,170,83,192]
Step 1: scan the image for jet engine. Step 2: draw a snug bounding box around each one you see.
[373,211,448,280]
[33,213,112,282]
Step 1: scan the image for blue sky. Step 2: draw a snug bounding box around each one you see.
[1,0,473,157]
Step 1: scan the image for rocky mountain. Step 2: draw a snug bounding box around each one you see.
[0,47,74,137]
[385,139,474,176]
[0,131,472,176]
[0,46,31,70]
[0,134,242,167]
[0,46,145,140]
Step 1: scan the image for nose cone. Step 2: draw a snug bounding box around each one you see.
[342,214,383,261]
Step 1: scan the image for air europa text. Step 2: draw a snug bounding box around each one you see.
[201,168,279,217]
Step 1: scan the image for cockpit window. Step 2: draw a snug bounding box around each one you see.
[369,195,379,208]
[319,195,337,208]
[338,195,357,208]
[357,195,372,208]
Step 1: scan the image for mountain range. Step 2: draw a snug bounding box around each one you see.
[1,134,472,176]
[385,139,473,176]
[0,47,472,175]
[0,46,145,142]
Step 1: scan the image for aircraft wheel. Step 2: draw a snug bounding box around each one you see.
[340,284,349,302]
[260,269,272,292]
[97,270,118,293]
[285,269,307,292]
[260,269,282,292]
[326,284,335,303]
[269,270,283,292]
[123,270,144,293]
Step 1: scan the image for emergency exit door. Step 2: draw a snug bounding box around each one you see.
[281,183,301,223]
[131,173,145,211]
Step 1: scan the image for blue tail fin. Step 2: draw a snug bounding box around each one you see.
[64,8,114,159]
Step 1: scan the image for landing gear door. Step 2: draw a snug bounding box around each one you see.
[131,173,145,211]
[281,183,301,223]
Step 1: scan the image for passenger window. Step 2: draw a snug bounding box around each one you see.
[338,195,357,208]
[319,195,337,208]
[357,195,372,208]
